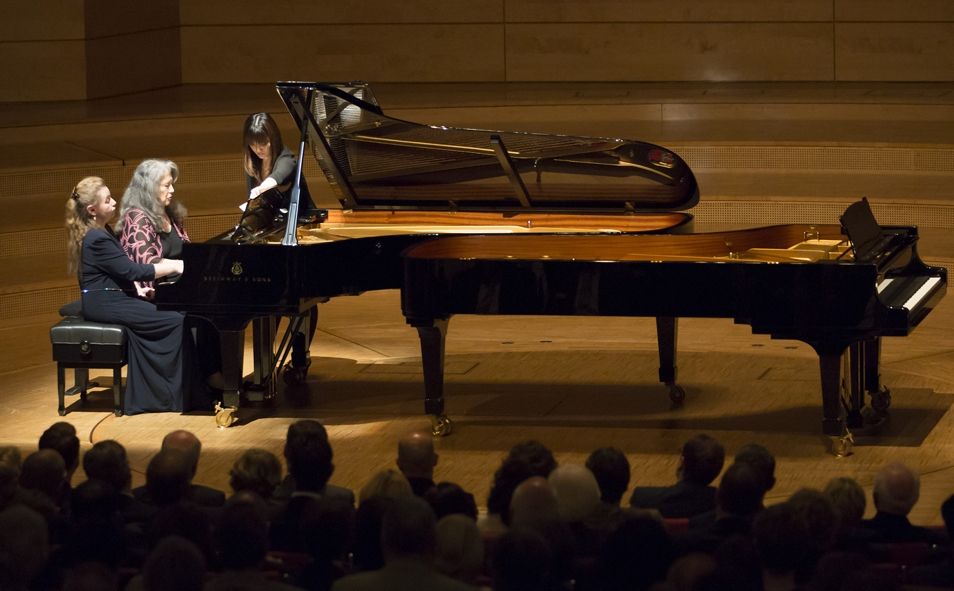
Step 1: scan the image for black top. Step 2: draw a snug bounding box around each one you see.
[81,228,155,292]
[246,147,317,217]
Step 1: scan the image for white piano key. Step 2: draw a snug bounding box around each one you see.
[903,276,941,311]
[876,277,894,293]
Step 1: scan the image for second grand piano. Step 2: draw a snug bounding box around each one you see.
[401,199,946,452]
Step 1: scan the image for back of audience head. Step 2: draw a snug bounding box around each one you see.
[788,487,839,556]
[752,502,812,580]
[492,527,552,591]
[300,495,355,562]
[716,462,763,517]
[548,463,601,522]
[148,502,214,566]
[381,495,437,562]
[145,449,192,506]
[942,493,954,539]
[215,490,269,570]
[487,455,536,523]
[82,439,131,493]
[397,431,437,480]
[734,442,775,495]
[19,449,67,504]
[506,439,557,477]
[358,468,413,504]
[872,461,919,516]
[0,504,49,591]
[424,481,478,521]
[141,535,206,591]
[284,419,334,492]
[353,495,393,571]
[598,512,672,591]
[585,446,630,505]
[510,476,560,527]
[39,421,80,481]
[823,476,866,529]
[61,561,116,591]
[680,433,725,486]
[0,446,22,506]
[228,447,281,499]
[434,514,484,582]
[160,429,201,477]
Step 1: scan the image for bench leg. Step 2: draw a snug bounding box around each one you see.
[76,368,89,402]
[57,365,67,416]
[112,367,124,417]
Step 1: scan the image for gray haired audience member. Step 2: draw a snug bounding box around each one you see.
[548,464,601,523]
[434,514,485,586]
[862,460,944,544]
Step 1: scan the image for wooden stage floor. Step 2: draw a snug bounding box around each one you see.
[3,287,954,525]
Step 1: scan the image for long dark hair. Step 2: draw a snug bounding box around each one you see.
[242,112,284,183]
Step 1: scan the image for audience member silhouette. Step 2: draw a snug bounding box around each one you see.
[584,512,672,591]
[491,527,552,591]
[151,429,226,507]
[83,439,154,526]
[861,461,944,544]
[425,481,479,521]
[127,535,206,591]
[296,494,356,591]
[38,421,80,498]
[629,433,725,518]
[0,445,21,509]
[679,461,763,555]
[906,492,954,587]
[434,514,486,587]
[206,491,300,591]
[358,468,413,504]
[397,431,439,497]
[752,502,813,591]
[0,504,50,591]
[585,446,630,507]
[351,495,394,572]
[270,420,354,551]
[331,495,475,591]
[274,419,354,505]
[228,447,282,502]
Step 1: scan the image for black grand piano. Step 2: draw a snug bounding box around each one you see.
[154,81,699,423]
[401,197,946,453]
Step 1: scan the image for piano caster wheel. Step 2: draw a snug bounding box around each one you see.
[870,386,892,413]
[214,403,239,428]
[830,431,854,457]
[667,384,686,407]
[430,414,453,437]
[282,360,311,385]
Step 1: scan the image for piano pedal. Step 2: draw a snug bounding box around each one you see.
[214,402,238,428]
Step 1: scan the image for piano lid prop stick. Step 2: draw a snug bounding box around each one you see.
[281,89,313,247]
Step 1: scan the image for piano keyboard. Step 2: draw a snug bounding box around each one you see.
[877,276,942,310]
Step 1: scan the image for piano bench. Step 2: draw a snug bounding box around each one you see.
[50,317,127,417]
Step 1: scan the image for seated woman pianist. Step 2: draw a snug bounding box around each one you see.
[65,175,204,415]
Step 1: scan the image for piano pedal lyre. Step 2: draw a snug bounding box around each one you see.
[430,414,453,437]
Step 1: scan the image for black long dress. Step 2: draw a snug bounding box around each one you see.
[79,228,190,414]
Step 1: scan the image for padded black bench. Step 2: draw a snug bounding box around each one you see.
[50,311,127,417]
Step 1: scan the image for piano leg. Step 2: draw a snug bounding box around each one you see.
[846,342,865,429]
[413,318,453,436]
[656,316,685,405]
[864,336,891,415]
[815,341,853,456]
[215,328,245,428]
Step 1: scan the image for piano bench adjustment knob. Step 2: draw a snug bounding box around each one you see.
[430,414,453,437]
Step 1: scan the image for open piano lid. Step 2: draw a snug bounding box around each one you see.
[275,81,699,214]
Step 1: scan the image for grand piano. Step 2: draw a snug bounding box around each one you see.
[401,198,946,453]
[154,81,700,423]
